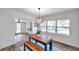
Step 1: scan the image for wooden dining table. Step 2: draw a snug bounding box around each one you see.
[29,34,53,51]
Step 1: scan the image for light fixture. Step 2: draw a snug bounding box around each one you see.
[34,8,43,24]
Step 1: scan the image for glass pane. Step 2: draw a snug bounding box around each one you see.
[16,23,21,33]
[57,28,69,35]
[48,21,56,26]
[40,21,47,26]
[40,27,46,31]
[15,19,18,22]
[26,22,31,31]
[57,19,70,27]
[47,26,56,33]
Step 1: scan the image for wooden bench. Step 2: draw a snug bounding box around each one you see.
[24,41,44,51]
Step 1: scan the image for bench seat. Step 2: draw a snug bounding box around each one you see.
[24,41,44,51]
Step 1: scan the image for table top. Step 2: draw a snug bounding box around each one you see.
[31,34,52,45]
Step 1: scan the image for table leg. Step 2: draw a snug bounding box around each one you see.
[24,44,26,51]
[29,37,30,41]
[35,40,38,43]
[45,44,47,51]
[50,42,52,51]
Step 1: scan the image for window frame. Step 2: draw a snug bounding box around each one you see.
[56,19,70,35]
[40,21,56,33]
[40,21,47,32]
[47,21,56,33]
[16,22,21,33]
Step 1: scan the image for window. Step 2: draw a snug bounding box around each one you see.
[57,28,69,35]
[26,22,32,31]
[57,19,70,35]
[39,19,70,35]
[40,21,47,26]
[16,23,21,33]
[47,21,56,33]
[48,21,56,26]
[40,27,46,31]
[40,21,47,31]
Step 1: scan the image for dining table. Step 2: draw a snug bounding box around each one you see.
[29,34,53,51]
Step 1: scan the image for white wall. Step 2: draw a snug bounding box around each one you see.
[0,8,33,49]
[43,9,79,48]
[0,11,15,44]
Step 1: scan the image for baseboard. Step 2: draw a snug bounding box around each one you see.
[53,40,79,50]
[15,33,28,35]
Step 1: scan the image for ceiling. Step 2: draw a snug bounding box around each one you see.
[20,8,75,16]
[0,8,77,20]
